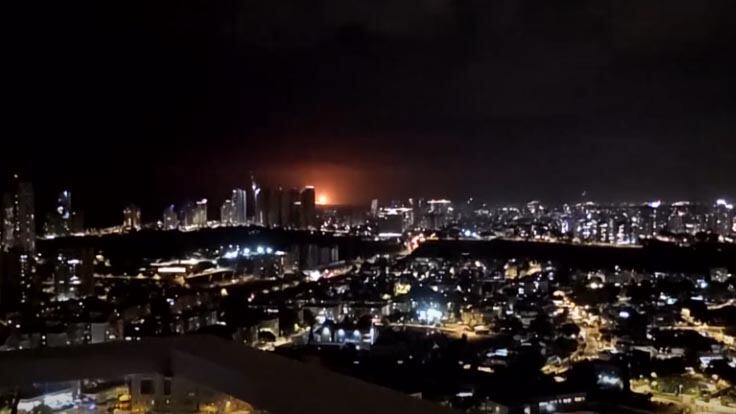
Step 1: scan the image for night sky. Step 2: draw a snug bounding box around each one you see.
[5,0,736,225]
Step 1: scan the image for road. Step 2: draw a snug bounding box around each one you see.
[376,322,482,341]
[542,292,612,375]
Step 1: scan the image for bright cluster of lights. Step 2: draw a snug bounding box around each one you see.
[17,390,75,412]
[462,229,480,238]
[417,306,444,324]
[222,245,275,259]
[716,199,734,209]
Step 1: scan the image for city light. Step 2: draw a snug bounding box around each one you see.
[418,307,443,324]
[5,5,736,414]
[157,266,187,274]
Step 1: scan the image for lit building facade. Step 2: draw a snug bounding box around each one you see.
[1,177,36,253]
[162,205,179,230]
[220,199,235,226]
[230,189,247,225]
[122,205,142,231]
[194,199,208,228]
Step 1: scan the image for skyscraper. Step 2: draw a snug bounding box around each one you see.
[1,194,14,248]
[162,205,179,230]
[0,250,19,307]
[58,190,72,221]
[246,176,259,223]
[256,187,271,227]
[231,189,247,225]
[0,176,36,306]
[278,188,291,228]
[194,199,208,227]
[180,202,196,228]
[283,188,300,229]
[268,188,281,227]
[220,199,235,226]
[52,249,93,300]
[179,199,208,229]
[70,210,84,234]
[44,190,75,237]
[713,199,734,236]
[1,176,36,253]
[300,186,316,229]
[370,199,379,217]
[122,205,142,231]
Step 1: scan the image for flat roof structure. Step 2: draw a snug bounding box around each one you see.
[0,335,455,414]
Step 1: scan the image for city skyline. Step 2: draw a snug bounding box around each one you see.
[3,2,736,413]
[2,172,736,230]
[4,1,736,223]
[4,172,731,248]
[3,161,735,228]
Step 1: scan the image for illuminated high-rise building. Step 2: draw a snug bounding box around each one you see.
[246,175,259,223]
[636,201,663,238]
[0,248,33,306]
[2,195,15,248]
[220,199,235,226]
[181,202,196,228]
[180,200,208,228]
[162,205,179,230]
[51,249,92,300]
[424,199,452,230]
[193,199,208,227]
[44,190,76,237]
[0,176,36,305]
[370,199,379,217]
[230,189,247,225]
[713,199,734,236]
[122,205,142,231]
[1,176,36,253]
[57,190,72,220]
[300,186,316,229]
[526,200,545,218]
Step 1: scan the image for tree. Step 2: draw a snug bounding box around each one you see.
[303,309,316,344]
[529,313,553,338]
[357,314,372,332]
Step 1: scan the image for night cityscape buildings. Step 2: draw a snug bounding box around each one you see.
[230,189,248,225]
[122,205,142,231]
[3,1,736,413]
[1,190,736,414]
[162,205,179,230]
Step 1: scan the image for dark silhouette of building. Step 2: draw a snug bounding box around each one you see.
[268,188,282,227]
[281,188,300,229]
[300,186,316,229]
[257,187,272,227]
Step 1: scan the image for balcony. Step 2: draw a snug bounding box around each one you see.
[0,335,453,414]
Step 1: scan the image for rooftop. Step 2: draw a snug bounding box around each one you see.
[0,335,454,414]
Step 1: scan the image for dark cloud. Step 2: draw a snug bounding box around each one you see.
[4,0,736,224]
